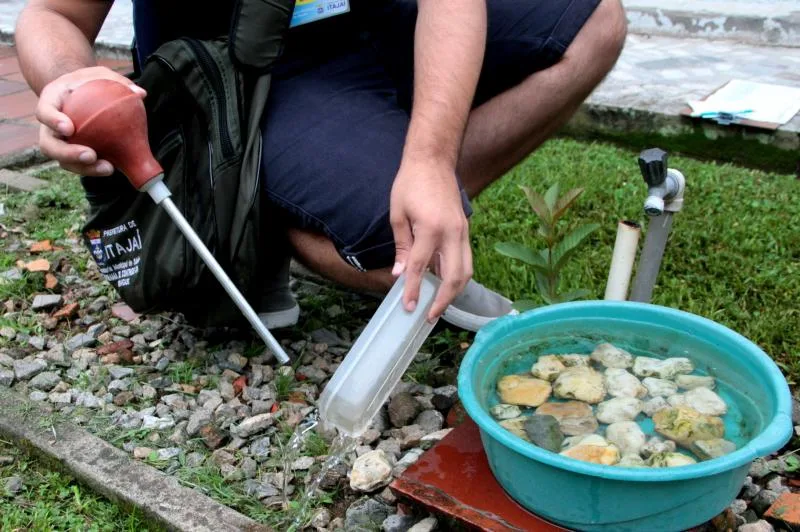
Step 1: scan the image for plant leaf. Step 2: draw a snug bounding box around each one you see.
[535,271,557,305]
[494,242,549,271]
[519,185,551,224]
[784,455,800,472]
[555,289,592,303]
[543,183,560,211]
[552,187,584,223]
[512,299,539,312]
[537,225,552,242]
[551,223,600,271]
[538,248,552,267]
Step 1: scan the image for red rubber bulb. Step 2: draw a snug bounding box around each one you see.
[61,79,163,190]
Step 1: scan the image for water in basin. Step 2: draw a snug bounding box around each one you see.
[484,325,764,456]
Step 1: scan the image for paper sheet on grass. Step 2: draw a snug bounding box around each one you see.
[688,79,800,125]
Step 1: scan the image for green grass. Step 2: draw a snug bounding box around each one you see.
[0,440,159,531]
[274,371,297,402]
[469,138,800,382]
[169,361,199,385]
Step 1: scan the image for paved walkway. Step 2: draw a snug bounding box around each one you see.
[0,50,130,164]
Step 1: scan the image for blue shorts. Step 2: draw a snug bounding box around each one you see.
[261,0,601,271]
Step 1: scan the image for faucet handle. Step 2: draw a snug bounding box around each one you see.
[638,148,668,187]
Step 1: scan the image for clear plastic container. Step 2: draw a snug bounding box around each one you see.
[318,272,441,437]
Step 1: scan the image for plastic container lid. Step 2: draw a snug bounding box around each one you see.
[318,272,441,437]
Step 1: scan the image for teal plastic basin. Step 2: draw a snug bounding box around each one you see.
[457,301,792,532]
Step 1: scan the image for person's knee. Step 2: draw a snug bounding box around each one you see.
[584,0,627,68]
[598,0,628,61]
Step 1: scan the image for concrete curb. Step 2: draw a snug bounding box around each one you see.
[626,7,800,48]
[563,103,799,177]
[0,146,47,170]
[0,388,271,532]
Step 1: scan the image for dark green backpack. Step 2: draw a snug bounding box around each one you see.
[80,0,295,328]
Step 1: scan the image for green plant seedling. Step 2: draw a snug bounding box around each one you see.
[495,182,598,310]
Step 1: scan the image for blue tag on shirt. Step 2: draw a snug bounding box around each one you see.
[290,0,350,27]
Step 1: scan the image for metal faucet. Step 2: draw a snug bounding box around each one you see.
[629,148,687,303]
[639,148,685,216]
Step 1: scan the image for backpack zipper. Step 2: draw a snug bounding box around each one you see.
[182,38,235,160]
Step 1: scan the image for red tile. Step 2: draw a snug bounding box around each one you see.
[390,419,567,532]
[0,56,20,76]
[0,79,27,96]
[0,89,39,120]
[0,46,17,59]
[0,123,39,157]
[765,492,800,527]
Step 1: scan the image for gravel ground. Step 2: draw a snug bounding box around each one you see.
[0,219,467,529]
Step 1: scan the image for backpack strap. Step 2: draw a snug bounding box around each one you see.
[229,0,296,73]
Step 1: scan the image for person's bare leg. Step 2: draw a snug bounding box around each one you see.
[459,0,627,197]
[289,0,626,292]
[289,229,395,293]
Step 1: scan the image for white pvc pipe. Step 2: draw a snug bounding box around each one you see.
[604,220,641,301]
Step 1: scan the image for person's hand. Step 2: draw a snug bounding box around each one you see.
[35,66,146,176]
[390,155,473,321]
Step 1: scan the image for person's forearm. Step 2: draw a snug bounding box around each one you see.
[16,3,106,94]
[403,0,486,169]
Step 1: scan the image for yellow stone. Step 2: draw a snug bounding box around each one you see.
[497,374,552,407]
[652,406,725,448]
[560,436,620,465]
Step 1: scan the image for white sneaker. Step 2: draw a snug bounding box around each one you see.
[258,303,300,329]
[441,279,516,332]
[257,285,300,329]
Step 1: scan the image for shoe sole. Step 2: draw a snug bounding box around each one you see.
[258,303,300,329]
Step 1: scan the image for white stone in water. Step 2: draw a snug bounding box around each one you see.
[557,354,591,367]
[530,355,565,382]
[596,397,643,424]
[559,416,600,436]
[560,434,620,465]
[605,421,646,456]
[591,343,634,369]
[643,377,678,398]
[604,369,647,398]
[618,454,647,467]
[692,438,737,460]
[553,367,606,404]
[642,397,670,417]
[683,387,727,416]
[646,452,697,467]
[641,436,677,458]
[490,404,521,421]
[499,417,529,441]
[675,375,716,390]
[633,357,694,379]
[667,394,688,408]
[497,374,552,407]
